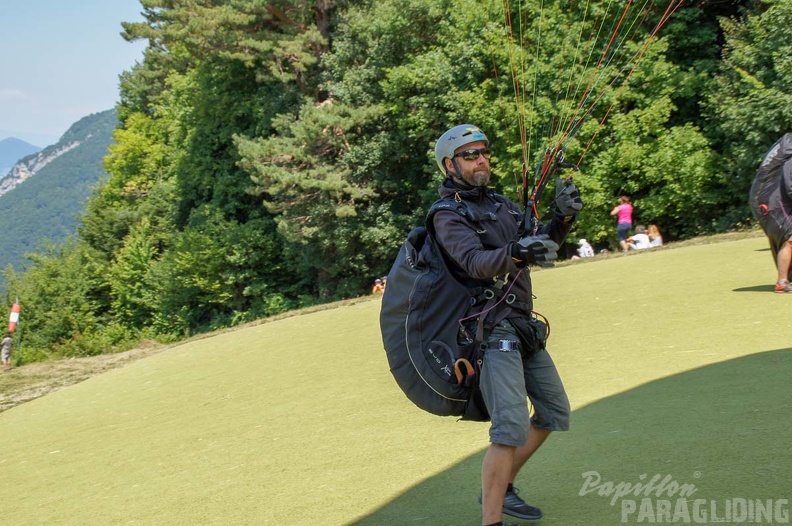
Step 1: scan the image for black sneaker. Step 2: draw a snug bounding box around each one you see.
[503,486,543,520]
[478,487,544,521]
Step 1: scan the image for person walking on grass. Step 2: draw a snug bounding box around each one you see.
[770,237,792,293]
[432,124,580,525]
[610,195,633,252]
[749,133,792,293]
[2,332,12,371]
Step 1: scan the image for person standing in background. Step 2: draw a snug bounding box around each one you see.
[610,196,633,252]
[2,332,12,371]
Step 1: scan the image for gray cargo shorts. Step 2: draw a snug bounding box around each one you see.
[480,319,570,446]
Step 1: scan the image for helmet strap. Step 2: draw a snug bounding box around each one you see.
[446,158,463,179]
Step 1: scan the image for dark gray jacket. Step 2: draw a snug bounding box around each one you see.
[431,178,572,314]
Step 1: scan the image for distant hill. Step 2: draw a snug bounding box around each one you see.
[0,137,41,176]
[0,109,117,273]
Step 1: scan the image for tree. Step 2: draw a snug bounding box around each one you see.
[704,0,792,229]
[2,241,114,359]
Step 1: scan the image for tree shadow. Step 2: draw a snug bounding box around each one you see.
[350,349,792,525]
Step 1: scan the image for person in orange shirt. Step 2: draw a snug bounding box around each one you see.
[372,278,385,294]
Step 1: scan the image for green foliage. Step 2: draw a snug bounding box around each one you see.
[236,100,403,298]
[107,218,161,328]
[101,112,176,204]
[2,241,108,359]
[146,206,286,336]
[703,0,792,226]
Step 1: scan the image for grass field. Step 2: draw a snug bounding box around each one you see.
[0,232,789,525]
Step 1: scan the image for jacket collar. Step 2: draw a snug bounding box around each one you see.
[439,177,490,201]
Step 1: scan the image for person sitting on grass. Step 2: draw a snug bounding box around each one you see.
[647,224,663,247]
[573,239,594,259]
[626,225,651,251]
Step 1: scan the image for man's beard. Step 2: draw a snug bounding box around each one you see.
[463,169,490,187]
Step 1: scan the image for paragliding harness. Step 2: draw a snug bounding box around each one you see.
[750,133,792,280]
[379,194,550,422]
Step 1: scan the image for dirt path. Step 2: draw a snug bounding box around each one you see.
[0,341,167,413]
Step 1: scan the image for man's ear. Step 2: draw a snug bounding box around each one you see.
[444,157,454,173]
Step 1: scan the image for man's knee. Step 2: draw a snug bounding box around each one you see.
[489,402,531,446]
[530,390,571,432]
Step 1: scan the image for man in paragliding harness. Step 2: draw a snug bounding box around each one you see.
[431,125,581,524]
[750,133,792,293]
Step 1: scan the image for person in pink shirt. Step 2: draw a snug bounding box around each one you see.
[610,196,633,252]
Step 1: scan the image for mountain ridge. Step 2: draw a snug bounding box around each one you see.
[0,137,42,177]
[0,109,117,273]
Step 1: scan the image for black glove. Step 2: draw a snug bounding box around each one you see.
[554,177,583,222]
[511,234,559,267]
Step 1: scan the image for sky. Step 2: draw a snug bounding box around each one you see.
[0,1,148,147]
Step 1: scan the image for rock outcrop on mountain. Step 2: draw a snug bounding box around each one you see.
[0,141,81,197]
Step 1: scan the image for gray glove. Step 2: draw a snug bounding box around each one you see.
[511,234,559,267]
[555,177,583,219]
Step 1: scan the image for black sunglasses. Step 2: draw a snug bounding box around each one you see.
[454,147,491,161]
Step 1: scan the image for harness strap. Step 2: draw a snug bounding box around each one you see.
[471,289,530,314]
[475,298,513,343]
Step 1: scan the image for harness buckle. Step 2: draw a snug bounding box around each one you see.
[497,339,521,352]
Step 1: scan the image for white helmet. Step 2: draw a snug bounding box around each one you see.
[434,124,489,174]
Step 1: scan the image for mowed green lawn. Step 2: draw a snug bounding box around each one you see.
[1,234,790,525]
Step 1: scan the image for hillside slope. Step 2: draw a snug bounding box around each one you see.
[0,234,788,525]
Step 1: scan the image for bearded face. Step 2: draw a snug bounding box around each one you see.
[444,140,491,187]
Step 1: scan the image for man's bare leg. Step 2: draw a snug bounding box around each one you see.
[510,425,551,483]
[481,426,552,525]
[481,443,515,525]
[776,238,792,284]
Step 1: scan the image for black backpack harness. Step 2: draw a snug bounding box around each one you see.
[380,193,549,421]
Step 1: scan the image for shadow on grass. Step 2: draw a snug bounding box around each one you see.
[733,284,775,293]
[351,349,792,526]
